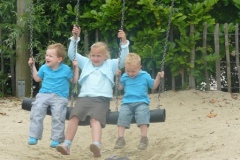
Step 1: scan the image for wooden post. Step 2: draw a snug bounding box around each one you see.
[171,75,175,91]
[189,24,196,89]
[170,27,175,91]
[16,0,31,97]
[224,23,231,92]
[0,26,4,94]
[84,30,89,54]
[95,29,99,42]
[181,69,185,89]
[203,22,210,90]
[214,23,221,91]
[235,24,240,93]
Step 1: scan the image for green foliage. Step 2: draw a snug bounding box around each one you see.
[1,0,240,95]
[4,24,23,49]
[166,0,218,82]
[0,0,17,96]
[210,0,240,23]
[233,0,240,9]
[20,0,77,65]
[80,0,122,35]
[0,0,18,54]
[0,71,8,97]
[0,0,16,23]
[127,1,175,77]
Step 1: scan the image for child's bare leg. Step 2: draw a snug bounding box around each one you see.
[118,126,125,137]
[90,118,102,143]
[114,126,126,149]
[89,118,102,157]
[138,124,149,150]
[56,116,79,155]
[139,124,148,137]
[65,116,79,141]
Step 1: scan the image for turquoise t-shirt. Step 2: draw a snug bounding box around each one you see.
[120,70,154,104]
[38,63,73,98]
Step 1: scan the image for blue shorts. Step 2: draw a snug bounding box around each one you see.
[117,102,150,128]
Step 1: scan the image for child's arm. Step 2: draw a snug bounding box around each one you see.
[68,25,88,69]
[71,60,79,84]
[152,71,164,90]
[118,30,127,45]
[68,25,81,61]
[115,69,124,90]
[118,30,130,69]
[28,58,42,82]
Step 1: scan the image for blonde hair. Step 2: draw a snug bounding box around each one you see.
[47,43,66,60]
[125,53,141,66]
[90,42,111,59]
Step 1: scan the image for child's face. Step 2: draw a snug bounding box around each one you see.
[45,49,62,69]
[125,63,141,78]
[90,47,107,66]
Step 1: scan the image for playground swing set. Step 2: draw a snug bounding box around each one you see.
[22,0,175,125]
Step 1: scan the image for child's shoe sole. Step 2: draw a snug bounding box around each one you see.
[56,144,70,155]
[90,144,101,158]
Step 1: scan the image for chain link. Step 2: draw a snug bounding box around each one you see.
[157,0,175,108]
[115,0,126,111]
[70,0,80,107]
[120,0,125,31]
[29,0,34,98]
[76,0,80,27]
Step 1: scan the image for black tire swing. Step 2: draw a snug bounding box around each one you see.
[22,0,175,125]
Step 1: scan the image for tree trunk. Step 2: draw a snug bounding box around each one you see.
[0,26,4,94]
[84,30,89,55]
[181,68,185,89]
[214,23,221,91]
[16,0,31,97]
[189,24,196,89]
[10,55,16,95]
[224,23,231,92]
[171,75,175,91]
[170,27,175,91]
[235,24,240,93]
[151,62,156,93]
[203,22,210,90]
[95,29,99,42]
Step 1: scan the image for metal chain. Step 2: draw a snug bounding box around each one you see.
[74,0,80,61]
[75,0,80,28]
[157,0,175,108]
[120,0,125,31]
[29,0,34,98]
[70,0,80,107]
[115,0,126,111]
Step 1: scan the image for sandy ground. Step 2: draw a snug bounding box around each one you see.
[0,90,240,160]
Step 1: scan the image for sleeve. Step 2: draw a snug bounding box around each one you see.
[111,40,130,72]
[67,66,73,80]
[146,73,154,89]
[68,36,89,69]
[37,65,44,79]
[119,74,127,87]
[119,40,130,69]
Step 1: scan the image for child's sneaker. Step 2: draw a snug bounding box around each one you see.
[138,137,148,150]
[50,140,60,148]
[90,144,101,158]
[114,137,126,149]
[28,137,38,145]
[56,144,70,155]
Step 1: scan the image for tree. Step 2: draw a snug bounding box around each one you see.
[1,0,240,97]
[0,0,18,96]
